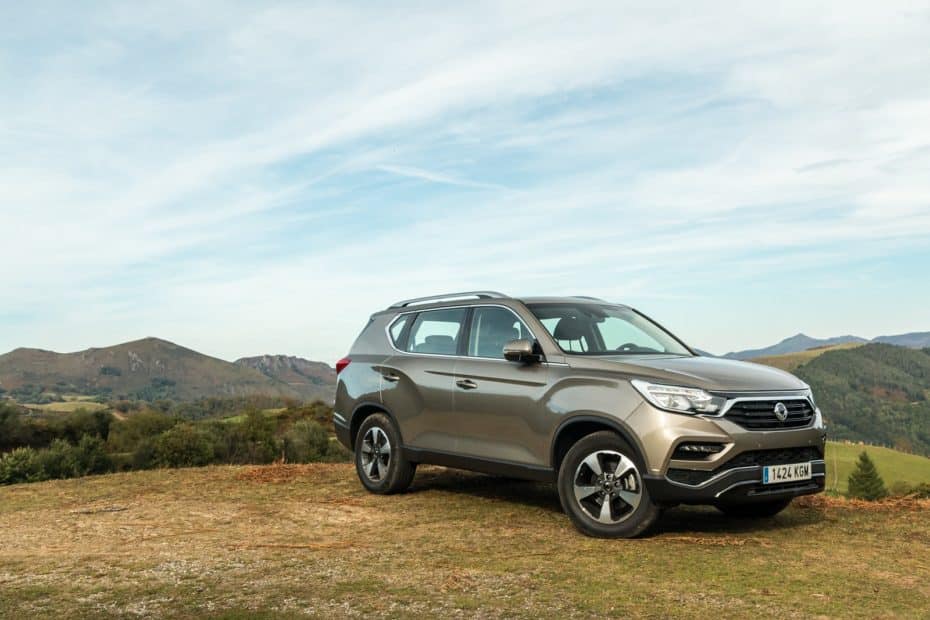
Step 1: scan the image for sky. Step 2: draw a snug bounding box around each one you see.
[2,1,930,363]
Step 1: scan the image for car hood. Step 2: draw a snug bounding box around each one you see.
[566,354,807,393]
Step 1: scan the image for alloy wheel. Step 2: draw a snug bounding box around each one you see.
[572,450,642,524]
[360,426,391,481]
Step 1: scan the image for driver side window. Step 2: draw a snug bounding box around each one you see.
[467,307,533,359]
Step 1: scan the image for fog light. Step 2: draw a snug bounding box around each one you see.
[673,443,725,460]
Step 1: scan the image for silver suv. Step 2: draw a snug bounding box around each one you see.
[333,292,826,537]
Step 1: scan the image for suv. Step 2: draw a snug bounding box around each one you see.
[333,292,826,538]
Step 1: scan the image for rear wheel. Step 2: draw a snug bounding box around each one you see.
[557,431,661,538]
[716,498,792,518]
[355,413,416,494]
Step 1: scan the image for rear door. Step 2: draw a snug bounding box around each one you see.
[451,306,551,467]
[378,307,467,452]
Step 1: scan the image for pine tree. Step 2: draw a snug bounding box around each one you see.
[847,451,888,501]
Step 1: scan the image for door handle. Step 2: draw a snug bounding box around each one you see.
[456,379,478,390]
[382,373,400,383]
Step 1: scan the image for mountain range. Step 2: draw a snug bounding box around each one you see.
[720,331,930,360]
[0,338,335,403]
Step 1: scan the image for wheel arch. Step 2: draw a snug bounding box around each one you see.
[349,402,402,450]
[550,415,647,473]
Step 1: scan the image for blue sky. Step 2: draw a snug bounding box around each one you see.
[2,1,930,363]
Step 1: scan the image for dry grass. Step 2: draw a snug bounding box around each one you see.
[1,464,929,619]
[751,342,864,372]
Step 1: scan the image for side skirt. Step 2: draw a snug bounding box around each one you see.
[402,446,555,482]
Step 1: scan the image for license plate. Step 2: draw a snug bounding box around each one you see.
[763,462,812,484]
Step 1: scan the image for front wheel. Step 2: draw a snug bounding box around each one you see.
[557,431,661,538]
[354,413,416,494]
[716,498,792,518]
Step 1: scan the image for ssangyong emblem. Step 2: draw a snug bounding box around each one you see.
[774,402,789,422]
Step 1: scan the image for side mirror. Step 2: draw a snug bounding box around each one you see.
[503,339,541,364]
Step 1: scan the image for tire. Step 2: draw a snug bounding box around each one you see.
[716,498,792,518]
[557,431,661,538]
[354,413,416,494]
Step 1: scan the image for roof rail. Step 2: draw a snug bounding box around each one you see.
[573,296,607,301]
[388,291,509,309]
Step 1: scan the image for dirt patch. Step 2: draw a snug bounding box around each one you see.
[796,494,930,511]
[234,463,345,483]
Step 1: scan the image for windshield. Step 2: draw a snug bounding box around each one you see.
[527,303,692,356]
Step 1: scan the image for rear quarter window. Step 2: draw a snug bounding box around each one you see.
[389,314,411,348]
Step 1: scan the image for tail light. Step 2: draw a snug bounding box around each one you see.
[335,357,351,375]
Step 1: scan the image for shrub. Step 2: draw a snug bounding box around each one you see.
[130,437,158,470]
[909,482,930,499]
[34,439,79,479]
[0,447,43,484]
[847,451,888,501]
[226,410,279,464]
[283,420,331,463]
[153,424,215,468]
[108,411,177,453]
[73,434,112,475]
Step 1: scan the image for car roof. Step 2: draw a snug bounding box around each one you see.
[515,296,628,307]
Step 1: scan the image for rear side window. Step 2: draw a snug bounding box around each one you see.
[467,307,533,358]
[389,315,411,348]
[406,308,467,355]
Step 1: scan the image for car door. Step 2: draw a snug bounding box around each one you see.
[451,305,551,467]
[378,307,467,453]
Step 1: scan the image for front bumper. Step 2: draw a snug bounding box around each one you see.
[644,459,826,505]
[626,399,828,505]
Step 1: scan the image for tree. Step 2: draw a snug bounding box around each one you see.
[847,451,888,501]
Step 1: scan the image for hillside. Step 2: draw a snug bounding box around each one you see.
[749,342,863,372]
[0,338,332,403]
[724,333,867,360]
[825,441,930,494]
[1,465,927,618]
[786,344,930,455]
[873,331,930,348]
[236,355,336,394]
[723,331,930,360]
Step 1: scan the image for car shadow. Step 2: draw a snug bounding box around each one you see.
[409,467,826,534]
[410,467,563,514]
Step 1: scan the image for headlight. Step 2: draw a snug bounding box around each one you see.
[631,379,723,414]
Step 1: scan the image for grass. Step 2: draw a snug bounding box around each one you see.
[27,401,109,413]
[750,343,864,372]
[220,408,287,424]
[825,441,930,494]
[1,464,928,618]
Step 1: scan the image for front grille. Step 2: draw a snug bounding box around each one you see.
[667,446,823,486]
[724,399,814,429]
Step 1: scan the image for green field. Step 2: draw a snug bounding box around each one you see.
[0,464,928,618]
[825,441,930,494]
[27,400,109,413]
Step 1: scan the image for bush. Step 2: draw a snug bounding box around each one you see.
[847,451,888,501]
[226,410,280,464]
[73,434,112,475]
[0,447,43,484]
[283,420,332,463]
[153,424,215,468]
[108,411,177,453]
[130,437,158,470]
[34,439,78,479]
